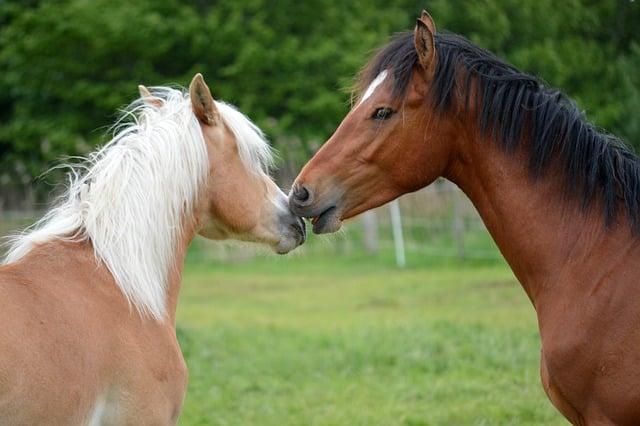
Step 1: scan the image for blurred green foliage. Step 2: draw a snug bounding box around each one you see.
[1,0,639,199]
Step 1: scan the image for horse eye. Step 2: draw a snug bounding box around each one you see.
[372,107,395,121]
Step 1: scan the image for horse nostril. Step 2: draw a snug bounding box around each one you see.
[292,185,312,205]
[295,186,309,202]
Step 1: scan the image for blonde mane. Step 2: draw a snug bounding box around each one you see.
[3,87,273,321]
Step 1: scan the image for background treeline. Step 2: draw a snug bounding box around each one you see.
[1,0,639,208]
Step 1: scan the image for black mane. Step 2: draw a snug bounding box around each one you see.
[360,31,640,233]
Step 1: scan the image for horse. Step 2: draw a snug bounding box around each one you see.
[289,10,640,425]
[0,73,305,424]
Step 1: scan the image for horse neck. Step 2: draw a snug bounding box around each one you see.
[163,214,200,324]
[444,127,620,306]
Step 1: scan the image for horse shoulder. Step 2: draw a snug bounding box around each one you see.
[0,241,188,423]
[538,248,640,423]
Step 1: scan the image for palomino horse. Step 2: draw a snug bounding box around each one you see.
[290,11,640,425]
[0,74,305,424]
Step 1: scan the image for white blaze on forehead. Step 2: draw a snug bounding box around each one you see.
[357,70,388,107]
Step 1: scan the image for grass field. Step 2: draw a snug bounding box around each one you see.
[176,245,565,425]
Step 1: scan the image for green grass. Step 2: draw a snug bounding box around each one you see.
[176,249,565,425]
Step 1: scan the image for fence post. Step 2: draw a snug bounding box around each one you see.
[389,199,406,268]
[361,210,379,254]
[450,181,465,259]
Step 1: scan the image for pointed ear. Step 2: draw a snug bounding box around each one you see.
[419,10,436,34]
[414,12,436,73]
[189,73,219,126]
[138,85,163,108]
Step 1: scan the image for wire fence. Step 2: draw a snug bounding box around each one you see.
[0,180,502,265]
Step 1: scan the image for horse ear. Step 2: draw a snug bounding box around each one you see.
[414,12,436,73]
[419,10,436,34]
[189,73,219,126]
[138,85,163,108]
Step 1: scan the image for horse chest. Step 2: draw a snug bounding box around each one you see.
[538,288,640,423]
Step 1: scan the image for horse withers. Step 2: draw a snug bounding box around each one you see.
[0,74,305,424]
[290,11,640,425]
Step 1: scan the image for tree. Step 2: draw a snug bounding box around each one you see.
[1,0,638,207]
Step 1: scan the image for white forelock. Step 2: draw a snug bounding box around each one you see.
[2,86,273,321]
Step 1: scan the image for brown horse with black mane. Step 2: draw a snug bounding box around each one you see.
[290,11,640,425]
